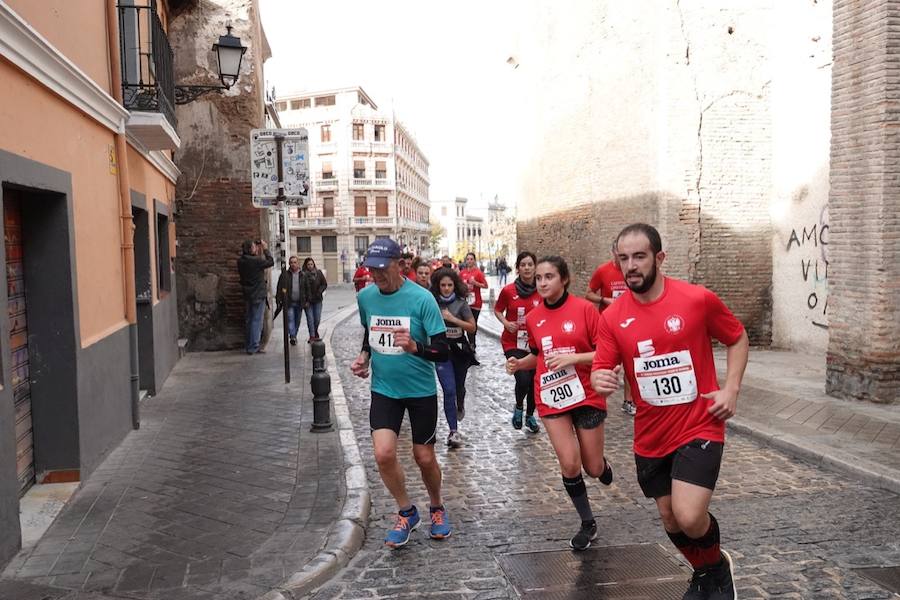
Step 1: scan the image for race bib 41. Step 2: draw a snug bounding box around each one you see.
[369,315,410,355]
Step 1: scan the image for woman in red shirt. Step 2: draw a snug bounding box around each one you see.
[459,252,488,361]
[352,264,372,292]
[506,255,613,551]
[493,251,540,433]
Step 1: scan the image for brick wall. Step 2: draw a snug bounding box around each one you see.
[169,0,271,351]
[826,0,900,403]
[175,179,266,350]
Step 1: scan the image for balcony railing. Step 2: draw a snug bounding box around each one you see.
[118,0,176,128]
[315,178,338,190]
[289,217,337,229]
[350,216,396,228]
[351,178,393,189]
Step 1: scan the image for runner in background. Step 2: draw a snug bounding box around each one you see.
[430,267,477,447]
[585,241,636,416]
[591,223,748,600]
[400,252,416,280]
[353,262,373,292]
[506,255,613,550]
[494,251,541,433]
[412,257,432,288]
[459,252,488,365]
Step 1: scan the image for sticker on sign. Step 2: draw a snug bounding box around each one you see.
[250,128,310,208]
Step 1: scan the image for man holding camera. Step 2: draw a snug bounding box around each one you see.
[238,239,274,354]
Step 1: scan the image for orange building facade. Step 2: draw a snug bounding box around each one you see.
[0,0,181,564]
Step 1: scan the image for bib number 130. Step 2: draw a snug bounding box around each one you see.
[633,350,697,406]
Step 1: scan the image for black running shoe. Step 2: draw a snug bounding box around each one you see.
[707,550,737,600]
[682,567,711,600]
[569,519,597,551]
[598,458,613,485]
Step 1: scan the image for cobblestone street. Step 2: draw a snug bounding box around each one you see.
[313,315,900,599]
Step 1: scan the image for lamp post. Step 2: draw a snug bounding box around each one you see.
[174,24,248,104]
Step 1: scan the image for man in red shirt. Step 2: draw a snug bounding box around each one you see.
[591,223,748,600]
[353,264,373,292]
[459,252,488,363]
[585,243,635,416]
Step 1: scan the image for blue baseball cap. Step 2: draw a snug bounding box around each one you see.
[362,238,402,268]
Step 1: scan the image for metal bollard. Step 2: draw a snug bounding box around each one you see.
[309,340,334,432]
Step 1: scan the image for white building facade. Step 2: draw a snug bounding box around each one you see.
[275,87,430,283]
[431,197,485,261]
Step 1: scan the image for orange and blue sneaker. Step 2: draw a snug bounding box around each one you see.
[384,506,420,548]
[429,505,452,539]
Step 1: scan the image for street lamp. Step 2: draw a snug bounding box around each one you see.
[174,23,248,104]
[214,25,247,89]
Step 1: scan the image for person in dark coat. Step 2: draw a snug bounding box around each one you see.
[275,255,306,345]
[301,257,328,342]
[237,239,274,354]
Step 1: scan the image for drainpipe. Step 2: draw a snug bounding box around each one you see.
[106,0,140,429]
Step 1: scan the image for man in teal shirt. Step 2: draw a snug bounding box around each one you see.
[351,239,452,548]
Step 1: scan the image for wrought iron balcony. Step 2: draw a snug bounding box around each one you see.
[117,0,180,150]
[118,0,176,127]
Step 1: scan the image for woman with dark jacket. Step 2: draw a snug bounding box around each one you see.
[430,267,477,447]
[301,257,327,342]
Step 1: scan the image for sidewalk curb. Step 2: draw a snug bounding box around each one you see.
[483,307,900,496]
[726,418,900,495]
[260,302,370,600]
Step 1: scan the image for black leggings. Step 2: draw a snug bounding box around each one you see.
[504,348,535,416]
[467,308,481,349]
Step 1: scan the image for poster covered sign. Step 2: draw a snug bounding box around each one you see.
[250,128,310,208]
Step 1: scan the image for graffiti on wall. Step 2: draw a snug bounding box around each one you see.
[785,206,829,328]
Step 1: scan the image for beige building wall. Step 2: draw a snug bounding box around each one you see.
[512,0,831,350]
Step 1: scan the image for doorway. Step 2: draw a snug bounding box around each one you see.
[5,196,34,496]
[132,205,155,394]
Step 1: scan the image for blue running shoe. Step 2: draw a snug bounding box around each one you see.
[429,505,452,539]
[512,408,524,429]
[384,506,420,548]
[525,415,540,434]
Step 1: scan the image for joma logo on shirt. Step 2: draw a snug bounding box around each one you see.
[374,317,402,327]
[542,370,566,383]
[640,355,680,370]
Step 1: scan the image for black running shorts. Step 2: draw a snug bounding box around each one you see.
[542,405,607,430]
[370,391,438,445]
[634,439,724,498]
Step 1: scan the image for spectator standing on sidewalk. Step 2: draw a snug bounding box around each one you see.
[591,223,748,600]
[459,252,488,364]
[585,241,636,416]
[350,238,453,548]
[237,239,274,354]
[498,257,510,286]
[301,257,328,342]
[430,267,477,448]
[275,256,305,346]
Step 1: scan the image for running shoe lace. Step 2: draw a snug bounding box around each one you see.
[392,515,411,531]
[431,509,445,526]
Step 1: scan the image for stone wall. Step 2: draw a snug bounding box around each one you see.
[169,0,272,350]
[513,1,775,345]
[825,0,900,403]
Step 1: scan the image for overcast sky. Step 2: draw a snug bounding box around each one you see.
[258,0,524,214]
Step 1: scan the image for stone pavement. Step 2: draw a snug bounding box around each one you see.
[309,308,900,599]
[476,276,900,495]
[1,285,362,600]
